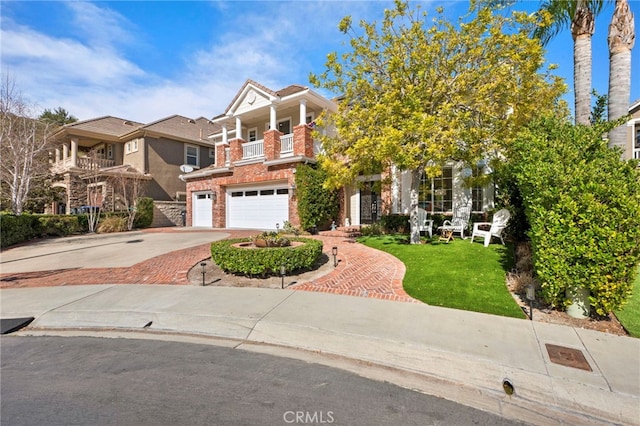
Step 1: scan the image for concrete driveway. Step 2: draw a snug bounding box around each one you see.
[0,229,230,274]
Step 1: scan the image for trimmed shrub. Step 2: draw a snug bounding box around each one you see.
[38,215,81,237]
[0,213,41,248]
[380,214,409,233]
[211,237,323,277]
[508,117,640,315]
[295,164,340,231]
[134,197,153,228]
[97,216,128,233]
[360,223,383,236]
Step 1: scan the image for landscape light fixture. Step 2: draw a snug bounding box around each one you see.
[276,223,280,232]
[280,264,286,289]
[332,246,338,267]
[200,262,207,286]
[526,284,535,321]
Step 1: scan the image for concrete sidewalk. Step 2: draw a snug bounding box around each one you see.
[1,285,638,425]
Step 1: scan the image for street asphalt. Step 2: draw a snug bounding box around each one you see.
[0,230,639,425]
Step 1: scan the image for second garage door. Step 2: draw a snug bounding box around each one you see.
[227,185,289,229]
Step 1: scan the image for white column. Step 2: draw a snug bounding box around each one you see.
[70,138,78,167]
[299,99,307,125]
[62,144,69,161]
[55,147,61,163]
[235,117,242,140]
[391,164,399,214]
[269,105,276,131]
[222,124,228,145]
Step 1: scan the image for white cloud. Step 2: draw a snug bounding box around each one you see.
[0,1,390,123]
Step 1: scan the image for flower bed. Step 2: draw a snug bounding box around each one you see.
[210,237,323,277]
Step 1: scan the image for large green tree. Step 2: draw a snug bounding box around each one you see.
[39,107,78,127]
[607,0,635,151]
[311,0,566,243]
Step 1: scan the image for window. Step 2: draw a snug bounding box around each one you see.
[125,140,139,154]
[418,167,453,213]
[278,118,291,135]
[248,127,258,142]
[276,188,289,195]
[107,144,113,160]
[471,165,485,212]
[185,144,199,166]
[209,148,215,159]
[231,191,243,197]
[260,189,274,195]
[245,190,258,196]
[306,113,315,124]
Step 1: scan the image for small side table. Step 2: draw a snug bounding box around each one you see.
[439,227,454,243]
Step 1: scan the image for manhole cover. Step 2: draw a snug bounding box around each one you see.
[545,343,592,371]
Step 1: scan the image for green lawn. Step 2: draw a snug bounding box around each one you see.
[615,266,640,338]
[359,235,525,319]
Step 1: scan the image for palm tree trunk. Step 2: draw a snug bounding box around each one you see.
[608,0,635,153]
[572,1,595,125]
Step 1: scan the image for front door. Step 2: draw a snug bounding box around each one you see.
[360,182,380,224]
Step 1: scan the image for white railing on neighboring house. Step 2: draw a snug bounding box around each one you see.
[634,147,640,160]
[225,147,231,166]
[52,157,115,172]
[77,157,115,169]
[280,133,294,154]
[242,139,264,159]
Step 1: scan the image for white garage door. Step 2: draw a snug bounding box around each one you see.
[192,192,213,227]
[227,185,289,229]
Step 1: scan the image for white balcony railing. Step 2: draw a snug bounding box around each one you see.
[77,157,115,169]
[280,133,294,154]
[242,139,264,159]
[51,157,115,172]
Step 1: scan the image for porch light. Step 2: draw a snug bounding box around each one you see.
[289,183,296,196]
[280,264,286,289]
[276,223,280,232]
[332,246,338,267]
[526,284,535,321]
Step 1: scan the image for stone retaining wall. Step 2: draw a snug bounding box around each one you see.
[152,201,186,227]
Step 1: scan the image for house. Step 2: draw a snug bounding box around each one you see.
[182,80,495,230]
[182,80,335,228]
[49,115,218,225]
[626,98,640,161]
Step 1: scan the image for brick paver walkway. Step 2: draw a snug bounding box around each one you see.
[0,228,418,303]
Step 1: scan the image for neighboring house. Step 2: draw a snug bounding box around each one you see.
[49,115,218,225]
[626,98,640,161]
[182,80,495,230]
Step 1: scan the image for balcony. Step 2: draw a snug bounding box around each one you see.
[51,157,115,173]
[242,139,264,159]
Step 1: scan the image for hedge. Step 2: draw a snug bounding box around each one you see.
[508,117,640,315]
[211,237,323,277]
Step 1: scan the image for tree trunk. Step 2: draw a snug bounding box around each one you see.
[608,0,635,152]
[409,168,422,245]
[571,2,595,126]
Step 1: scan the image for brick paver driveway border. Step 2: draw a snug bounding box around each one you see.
[1,228,418,303]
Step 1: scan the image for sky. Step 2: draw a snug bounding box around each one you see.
[1,0,638,124]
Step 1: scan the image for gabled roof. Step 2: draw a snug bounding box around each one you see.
[222,79,310,116]
[630,98,640,114]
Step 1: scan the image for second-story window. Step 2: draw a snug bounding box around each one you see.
[185,144,199,166]
[248,128,258,142]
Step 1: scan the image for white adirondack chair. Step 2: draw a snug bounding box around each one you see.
[437,206,470,239]
[470,209,511,247]
[408,208,433,237]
